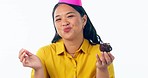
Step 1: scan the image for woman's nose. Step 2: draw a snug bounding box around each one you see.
[61,19,70,26]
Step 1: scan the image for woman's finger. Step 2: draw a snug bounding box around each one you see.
[25,50,33,56]
[104,52,111,64]
[22,56,27,67]
[108,52,115,62]
[96,54,102,65]
[20,52,27,62]
[18,48,25,59]
[100,52,107,65]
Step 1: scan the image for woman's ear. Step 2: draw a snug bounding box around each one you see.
[82,15,87,28]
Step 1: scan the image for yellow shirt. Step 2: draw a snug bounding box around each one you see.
[31,39,115,78]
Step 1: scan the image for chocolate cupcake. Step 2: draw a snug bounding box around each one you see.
[100,43,112,52]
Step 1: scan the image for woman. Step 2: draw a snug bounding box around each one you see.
[19,0,115,78]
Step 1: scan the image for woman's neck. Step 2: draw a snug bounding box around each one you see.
[63,37,84,54]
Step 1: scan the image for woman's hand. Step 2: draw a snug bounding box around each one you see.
[96,52,115,78]
[96,52,115,69]
[18,48,42,70]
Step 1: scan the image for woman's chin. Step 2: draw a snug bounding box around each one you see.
[62,36,74,41]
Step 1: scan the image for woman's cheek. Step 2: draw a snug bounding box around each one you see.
[57,29,63,36]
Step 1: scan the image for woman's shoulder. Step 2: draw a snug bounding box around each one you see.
[37,39,64,54]
[36,43,57,59]
[38,42,58,51]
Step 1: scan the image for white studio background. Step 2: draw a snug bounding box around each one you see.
[0,0,148,78]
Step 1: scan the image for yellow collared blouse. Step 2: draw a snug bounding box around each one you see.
[31,39,115,78]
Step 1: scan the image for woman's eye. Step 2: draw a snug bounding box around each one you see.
[67,15,74,18]
[55,18,61,22]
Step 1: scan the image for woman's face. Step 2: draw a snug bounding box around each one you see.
[54,4,87,40]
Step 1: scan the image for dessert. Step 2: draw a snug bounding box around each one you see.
[100,43,112,52]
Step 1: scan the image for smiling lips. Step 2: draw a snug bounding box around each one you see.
[63,27,72,33]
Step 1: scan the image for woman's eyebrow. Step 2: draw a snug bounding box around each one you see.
[66,12,76,15]
[55,12,76,18]
[55,15,60,18]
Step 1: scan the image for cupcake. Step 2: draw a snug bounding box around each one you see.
[100,43,112,52]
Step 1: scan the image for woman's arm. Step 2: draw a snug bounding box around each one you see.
[96,52,115,78]
[34,68,44,78]
[96,67,109,78]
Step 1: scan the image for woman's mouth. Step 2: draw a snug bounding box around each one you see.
[63,27,71,33]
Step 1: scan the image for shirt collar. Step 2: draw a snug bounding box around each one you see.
[56,39,90,55]
[56,39,65,55]
[77,39,89,54]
